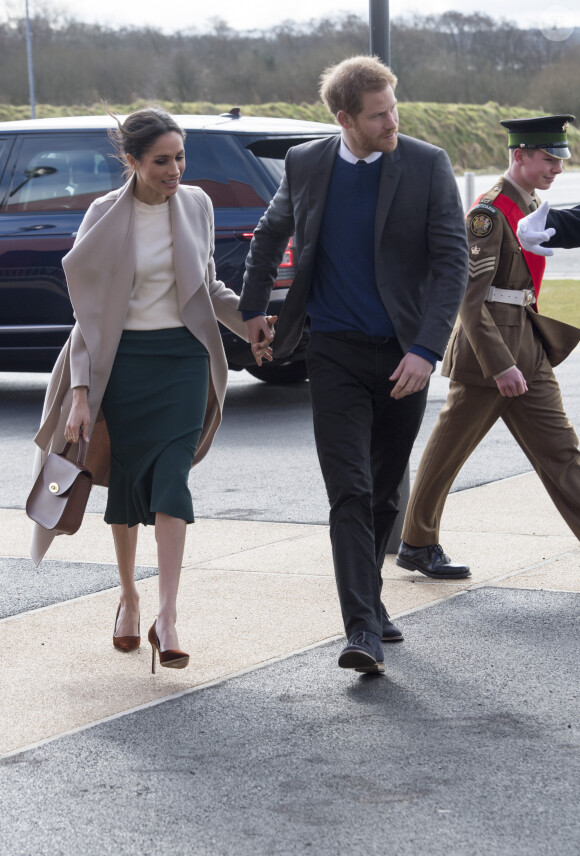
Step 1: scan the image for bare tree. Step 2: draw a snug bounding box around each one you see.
[0,5,578,114]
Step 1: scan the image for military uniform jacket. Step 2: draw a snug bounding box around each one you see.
[442,177,580,386]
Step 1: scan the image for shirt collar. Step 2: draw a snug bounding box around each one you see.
[339,135,383,165]
[503,172,537,209]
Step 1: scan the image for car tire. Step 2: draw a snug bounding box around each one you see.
[246,360,308,384]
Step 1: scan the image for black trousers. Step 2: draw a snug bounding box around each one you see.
[307,332,430,638]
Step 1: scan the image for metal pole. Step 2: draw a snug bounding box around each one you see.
[464,171,476,212]
[25,0,36,119]
[369,0,391,66]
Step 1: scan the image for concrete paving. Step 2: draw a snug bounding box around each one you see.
[1,465,580,854]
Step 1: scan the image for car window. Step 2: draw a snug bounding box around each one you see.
[0,138,12,184]
[182,133,273,208]
[5,134,123,212]
[246,135,335,185]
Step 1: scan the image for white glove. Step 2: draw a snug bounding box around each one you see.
[516,200,556,257]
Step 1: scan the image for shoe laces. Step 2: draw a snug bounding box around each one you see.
[348,630,379,648]
[434,544,451,562]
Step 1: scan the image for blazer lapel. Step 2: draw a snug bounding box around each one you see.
[374,146,401,248]
[303,136,340,254]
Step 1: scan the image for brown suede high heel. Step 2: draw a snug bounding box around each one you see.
[113,603,141,652]
[148,620,189,674]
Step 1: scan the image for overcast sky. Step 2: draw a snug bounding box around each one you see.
[23,1,580,36]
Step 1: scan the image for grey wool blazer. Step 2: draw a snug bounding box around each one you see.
[240,134,469,359]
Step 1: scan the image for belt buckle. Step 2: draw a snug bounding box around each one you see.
[524,290,534,306]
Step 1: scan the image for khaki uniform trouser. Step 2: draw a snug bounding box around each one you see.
[402,345,580,546]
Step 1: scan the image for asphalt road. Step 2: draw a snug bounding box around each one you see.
[3,351,580,525]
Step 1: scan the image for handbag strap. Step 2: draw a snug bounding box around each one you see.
[59,432,89,467]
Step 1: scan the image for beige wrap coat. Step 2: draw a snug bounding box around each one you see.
[30,177,248,564]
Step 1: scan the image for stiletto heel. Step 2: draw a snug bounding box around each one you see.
[113,603,140,652]
[148,620,189,674]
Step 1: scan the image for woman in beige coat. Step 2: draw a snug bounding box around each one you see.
[31,107,273,672]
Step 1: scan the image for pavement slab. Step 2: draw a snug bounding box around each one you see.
[0,568,343,756]
[0,508,326,566]
[491,550,580,591]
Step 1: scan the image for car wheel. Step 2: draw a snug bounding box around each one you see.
[246,360,308,384]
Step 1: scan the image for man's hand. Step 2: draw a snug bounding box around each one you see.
[245,315,278,366]
[495,366,528,397]
[517,200,556,257]
[389,353,432,399]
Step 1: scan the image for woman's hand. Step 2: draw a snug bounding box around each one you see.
[65,387,90,442]
[246,315,278,366]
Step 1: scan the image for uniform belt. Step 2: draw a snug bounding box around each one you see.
[486,286,536,306]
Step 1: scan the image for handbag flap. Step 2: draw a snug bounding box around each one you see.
[26,451,92,531]
[39,452,91,496]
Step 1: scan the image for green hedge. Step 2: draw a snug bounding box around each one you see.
[2,100,579,172]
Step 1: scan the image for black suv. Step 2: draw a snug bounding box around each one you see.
[0,112,338,381]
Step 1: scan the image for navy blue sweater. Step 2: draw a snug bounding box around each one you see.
[307,156,396,338]
[244,152,437,364]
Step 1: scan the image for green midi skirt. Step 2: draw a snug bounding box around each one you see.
[101,327,209,527]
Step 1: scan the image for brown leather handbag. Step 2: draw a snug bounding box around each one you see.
[26,436,92,535]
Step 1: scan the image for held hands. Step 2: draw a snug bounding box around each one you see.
[246,315,278,366]
[495,366,528,397]
[517,200,556,257]
[389,353,432,399]
[65,387,90,443]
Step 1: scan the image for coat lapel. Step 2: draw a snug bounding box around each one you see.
[65,177,135,281]
[374,146,401,250]
[62,179,136,379]
[169,187,211,311]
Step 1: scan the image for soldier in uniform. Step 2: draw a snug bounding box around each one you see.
[397,114,580,578]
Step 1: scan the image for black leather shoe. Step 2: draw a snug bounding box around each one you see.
[381,603,403,642]
[338,631,385,673]
[396,542,470,579]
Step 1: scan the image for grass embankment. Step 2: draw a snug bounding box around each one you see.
[2,101,579,173]
[540,280,580,327]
